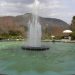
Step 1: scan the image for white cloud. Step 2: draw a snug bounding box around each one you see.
[0,1,32,16]
[40,0,64,9]
[0,0,64,16]
[0,0,75,23]
[72,0,75,2]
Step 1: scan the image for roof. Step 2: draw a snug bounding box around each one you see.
[63,30,72,33]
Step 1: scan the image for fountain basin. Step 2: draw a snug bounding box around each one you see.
[22,46,49,51]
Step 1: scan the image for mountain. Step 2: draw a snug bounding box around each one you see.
[0,13,70,38]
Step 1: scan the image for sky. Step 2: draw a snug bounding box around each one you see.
[0,0,75,24]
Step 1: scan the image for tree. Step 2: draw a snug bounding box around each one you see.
[71,16,75,39]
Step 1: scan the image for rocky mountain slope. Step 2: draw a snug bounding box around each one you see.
[0,13,70,38]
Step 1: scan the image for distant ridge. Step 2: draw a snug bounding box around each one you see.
[0,13,70,37]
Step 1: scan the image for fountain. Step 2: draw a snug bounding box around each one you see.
[22,0,49,50]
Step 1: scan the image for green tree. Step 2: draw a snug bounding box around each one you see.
[71,16,75,39]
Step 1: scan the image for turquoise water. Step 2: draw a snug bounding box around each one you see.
[0,41,75,75]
